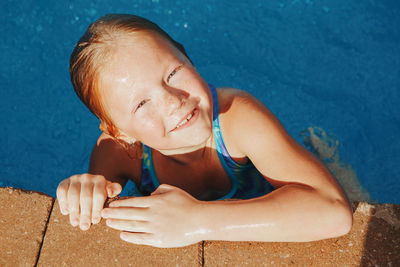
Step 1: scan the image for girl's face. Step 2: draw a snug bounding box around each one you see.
[99,32,213,154]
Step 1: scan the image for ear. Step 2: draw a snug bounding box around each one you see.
[99,121,136,143]
[117,131,142,159]
[116,130,137,145]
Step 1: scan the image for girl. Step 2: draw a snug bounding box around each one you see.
[57,14,353,248]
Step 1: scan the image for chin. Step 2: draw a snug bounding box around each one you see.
[185,129,212,146]
[156,128,212,153]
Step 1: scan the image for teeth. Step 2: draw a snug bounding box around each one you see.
[177,119,188,128]
[175,111,194,129]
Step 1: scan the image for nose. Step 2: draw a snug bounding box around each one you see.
[162,85,187,116]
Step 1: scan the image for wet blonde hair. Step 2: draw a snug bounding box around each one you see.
[69,14,193,142]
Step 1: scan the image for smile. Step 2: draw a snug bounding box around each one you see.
[170,107,199,132]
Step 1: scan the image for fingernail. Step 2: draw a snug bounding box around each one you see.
[120,232,128,240]
[81,222,89,230]
[72,218,79,226]
[60,207,67,215]
[92,216,100,224]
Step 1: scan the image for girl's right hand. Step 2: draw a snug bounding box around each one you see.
[56,174,122,230]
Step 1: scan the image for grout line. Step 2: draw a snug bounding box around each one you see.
[201,241,205,267]
[34,197,55,267]
[198,241,205,267]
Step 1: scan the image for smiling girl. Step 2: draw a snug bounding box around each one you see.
[57,14,353,248]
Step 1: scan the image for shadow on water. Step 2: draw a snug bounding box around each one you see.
[300,126,370,203]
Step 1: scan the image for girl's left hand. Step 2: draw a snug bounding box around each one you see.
[101,184,204,248]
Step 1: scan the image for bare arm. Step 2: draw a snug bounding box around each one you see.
[89,133,127,187]
[89,132,142,188]
[57,132,141,231]
[193,89,352,242]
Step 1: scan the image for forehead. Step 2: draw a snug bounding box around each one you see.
[101,31,184,85]
[113,32,183,67]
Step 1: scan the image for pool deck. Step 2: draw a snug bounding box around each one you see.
[0,187,399,266]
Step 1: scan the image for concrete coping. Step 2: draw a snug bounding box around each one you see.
[0,187,399,266]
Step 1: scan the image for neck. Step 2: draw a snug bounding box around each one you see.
[156,134,215,164]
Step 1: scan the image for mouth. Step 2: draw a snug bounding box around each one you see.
[169,106,200,133]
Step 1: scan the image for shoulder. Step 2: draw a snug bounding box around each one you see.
[216,87,283,154]
[216,87,306,183]
[217,87,276,122]
[217,87,340,191]
[89,132,142,184]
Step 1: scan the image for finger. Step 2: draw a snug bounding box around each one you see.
[79,181,94,230]
[105,219,150,233]
[92,181,107,224]
[106,182,122,198]
[120,232,160,247]
[109,196,158,208]
[101,207,148,221]
[67,181,81,227]
[56,179,70,215]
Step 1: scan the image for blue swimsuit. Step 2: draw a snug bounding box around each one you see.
[133,84,274,200]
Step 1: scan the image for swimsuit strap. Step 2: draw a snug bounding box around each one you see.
[140,144,159,195]
[210,83,246,199]
[210,84,275,199]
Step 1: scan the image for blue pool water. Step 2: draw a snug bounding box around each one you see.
[1,0,399,203]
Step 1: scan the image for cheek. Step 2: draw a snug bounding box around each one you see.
[131,113,163,137]
[140,119,158,130]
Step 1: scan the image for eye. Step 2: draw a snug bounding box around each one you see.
[167,64,184,82]
[136,99,148,111]
[167,69,177,81]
